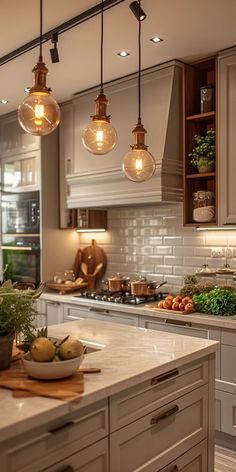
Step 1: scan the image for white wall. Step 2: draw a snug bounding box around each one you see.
[79,203,236,294]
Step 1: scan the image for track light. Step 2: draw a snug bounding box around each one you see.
[50,33,60,63]
[129,1,146,21]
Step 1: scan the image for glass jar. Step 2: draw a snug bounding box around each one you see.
[54,272,64,284]
[64,270,75,282]
[200,85,215,113]
[193,190,215,223]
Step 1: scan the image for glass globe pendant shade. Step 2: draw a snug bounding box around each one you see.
[82,91,117,155]
[18,57,60,136]
[122,119,156,182]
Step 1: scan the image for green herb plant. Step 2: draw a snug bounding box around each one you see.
[188,128,215,169]
[193,288,236,316]
[0,280,44,337]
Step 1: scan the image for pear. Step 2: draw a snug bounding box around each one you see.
[59,338,84,360]
[30,337,55,362]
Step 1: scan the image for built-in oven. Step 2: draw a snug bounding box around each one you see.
[1,236,40,287]
[1,191,40,235]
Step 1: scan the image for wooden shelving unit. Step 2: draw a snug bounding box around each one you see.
[183,57,217,226]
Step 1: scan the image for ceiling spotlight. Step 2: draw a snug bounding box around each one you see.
[117,51,130,57]
[0,99,8,104]
[129,1,146,21]
[24,87,31,93]
[150,36,163,43]
[50,32,60,63]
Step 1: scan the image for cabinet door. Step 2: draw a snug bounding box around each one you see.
[44,438,108,472]
[1,151,40,192]
[218,52,236,224]
[59,103,76,228]
[0,113,40,157]
[217,390,236,437]
[64,303,139,326]
[39,299,63,325]
[159,440,208,472]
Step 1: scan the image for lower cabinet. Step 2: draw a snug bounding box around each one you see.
[159,440,208,472]
[44,438,109,472]
[37,299,63,326]
[216,383,236,437]
[63,303,139,326]
[139,316,209,338]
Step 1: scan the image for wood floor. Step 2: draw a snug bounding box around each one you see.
[215,446,236,472]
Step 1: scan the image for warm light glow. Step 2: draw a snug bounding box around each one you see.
[82,120,117,155]
[122,148,156,182]
[18,91,60,136]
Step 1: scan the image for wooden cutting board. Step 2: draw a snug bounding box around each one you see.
[0,362,84,400]
[80,239,107,278]
[145,303,195,315]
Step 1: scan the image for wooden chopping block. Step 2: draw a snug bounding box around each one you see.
[80,239,107,278]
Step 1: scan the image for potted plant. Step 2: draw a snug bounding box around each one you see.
[0,280,43,370]
[188,128,215,173]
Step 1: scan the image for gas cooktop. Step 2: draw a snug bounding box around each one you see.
[74,290,168,306]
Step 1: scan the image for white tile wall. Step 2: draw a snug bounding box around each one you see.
[79,203,236,294]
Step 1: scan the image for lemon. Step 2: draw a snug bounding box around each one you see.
[59,338,84,360]
[30,337,55,362]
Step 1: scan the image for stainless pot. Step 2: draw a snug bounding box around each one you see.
[104,273,130,292]
[130,278,167,296]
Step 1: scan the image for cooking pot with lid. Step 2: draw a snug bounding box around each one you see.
[130,277,167,296]
[104,273,130,292]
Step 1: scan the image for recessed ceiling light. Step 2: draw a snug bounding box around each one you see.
[0,99,8,104]
[117,51,130,57]
[24,87,31,93]
[150,37,163,43]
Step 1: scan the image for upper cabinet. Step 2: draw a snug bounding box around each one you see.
[1,151,40,192]
[218,49,236,225]
[64,61,184,208]
[0,112,40,158]
[183,58,217,227]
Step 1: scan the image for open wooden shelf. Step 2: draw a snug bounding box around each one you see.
[186,172,216,179]
[183,57,217,226]
[186,111,216,122]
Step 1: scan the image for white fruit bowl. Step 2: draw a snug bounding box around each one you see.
[22,353,84,380]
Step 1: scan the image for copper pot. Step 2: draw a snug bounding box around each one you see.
[130,278,167,296]
[104,274,130,292]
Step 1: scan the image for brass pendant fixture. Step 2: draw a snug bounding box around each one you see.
[122,0,155,182]
[82,0,117,155]
[18,0,60,136]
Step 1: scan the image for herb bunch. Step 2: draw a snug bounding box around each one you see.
[189,128,215,168]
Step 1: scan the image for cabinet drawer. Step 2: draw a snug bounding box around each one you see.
[44,438,108,472]
[221,329,236,346]
[110,385,208,472]
[159,439,208,472]
[221,344,236,383]
[110,358,208,431]
[217,390,236,437]
[5,400,108,472]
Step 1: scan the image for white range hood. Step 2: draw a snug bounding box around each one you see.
[65,60,183,208]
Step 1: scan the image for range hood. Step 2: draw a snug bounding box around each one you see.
[66,60,183,208]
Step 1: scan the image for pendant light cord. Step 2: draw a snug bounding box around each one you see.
[138,0,141,121]
[101,0,104,93]
[39,0,43,59]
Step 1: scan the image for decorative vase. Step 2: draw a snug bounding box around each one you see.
[0,333,14,370]
[197,162,215,173]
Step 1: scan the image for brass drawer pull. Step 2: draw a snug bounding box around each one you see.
[151,368,179,385]
[89,307,110,314]
[49,421,74,434]
[150,404,179,425]
[165,319,191,327]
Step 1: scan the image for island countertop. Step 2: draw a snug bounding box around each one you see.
[0,319,218,442]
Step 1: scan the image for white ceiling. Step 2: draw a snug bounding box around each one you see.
[1,0,236,115]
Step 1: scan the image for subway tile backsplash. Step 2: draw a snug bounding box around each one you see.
[79,203,236,294]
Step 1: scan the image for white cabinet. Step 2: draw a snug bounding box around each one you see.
[218,50,236,224]
[139,316,209,338]
[38,299,63,326]
[66,61,183,208]
[0,112,40,157]
[159,440,208,472]
[63,303,139,327]
[1,151,40,192]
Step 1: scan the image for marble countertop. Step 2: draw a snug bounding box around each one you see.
[41,291,236,329]
[0,319,218,442]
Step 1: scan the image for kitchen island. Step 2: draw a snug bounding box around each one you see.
[0,319,218,472]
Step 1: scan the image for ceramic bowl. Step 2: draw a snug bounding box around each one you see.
[22,353,84,380]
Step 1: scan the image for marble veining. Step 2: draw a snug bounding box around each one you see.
[0,319,218,441]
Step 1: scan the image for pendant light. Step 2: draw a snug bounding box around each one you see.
[122,0,155,182]
[82,0,117,155]
[18,0,60,136]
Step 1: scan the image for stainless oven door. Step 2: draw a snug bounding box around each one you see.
[1,236,40,287]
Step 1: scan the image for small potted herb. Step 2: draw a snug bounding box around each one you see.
[0,281,43,370]
[188,128,215,173]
